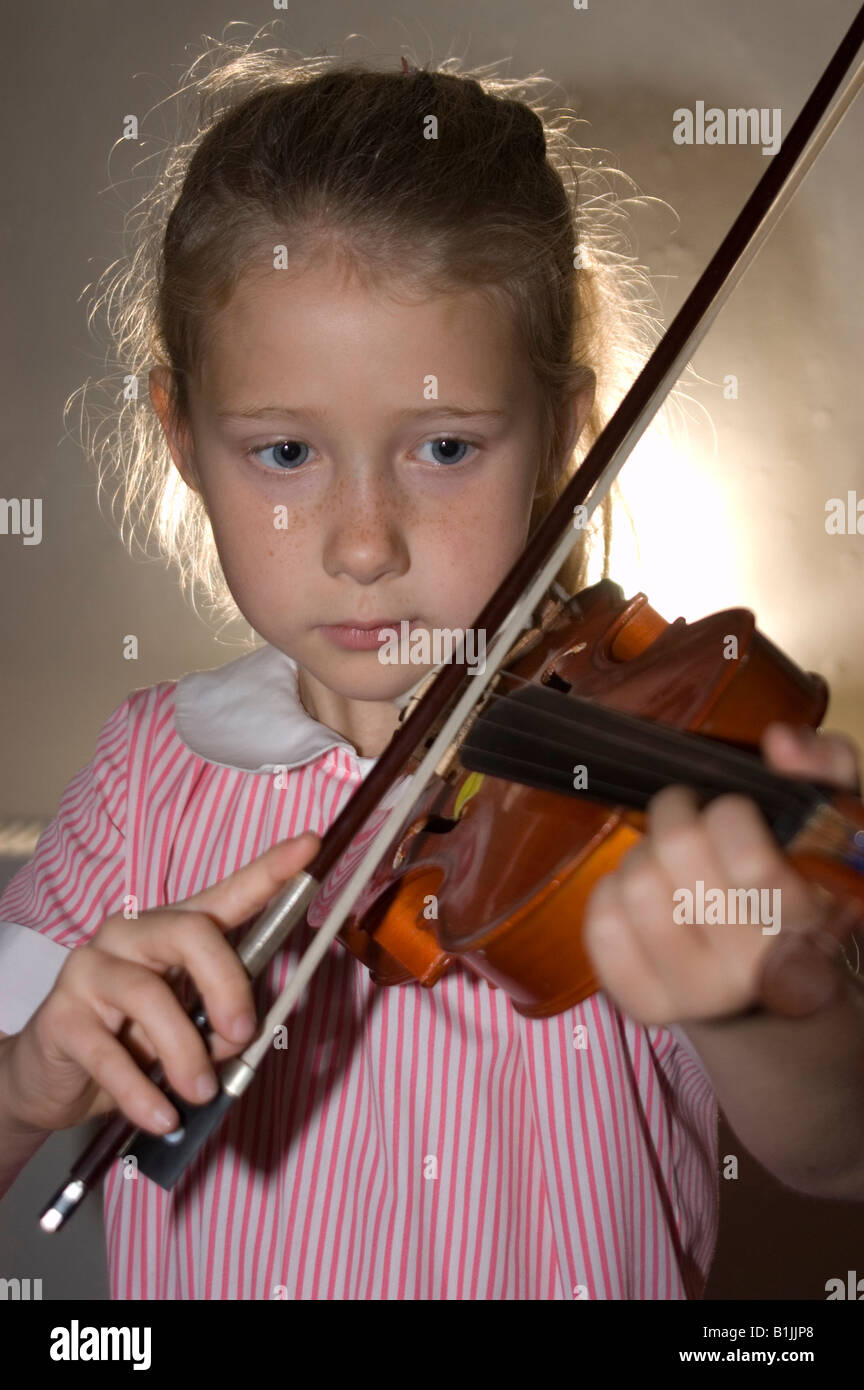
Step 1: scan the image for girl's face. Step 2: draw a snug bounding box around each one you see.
[151,255,591,754]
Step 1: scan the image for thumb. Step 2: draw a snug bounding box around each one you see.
[756,926,848,1018]
[178,832,321,929]
[761,722,860,791]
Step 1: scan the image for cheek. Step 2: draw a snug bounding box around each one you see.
[457,460,535,543]
[204,461,316,545]
[415,476,532,597]
[428,456,535,535]
[201,482,292,596]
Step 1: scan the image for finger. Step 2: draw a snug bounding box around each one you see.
[613,839,719,1012]
[50,1008,182,1135]
[703,793,827,937]
[180,833,321,927]
[96,911,258,1051]
[646,785,730,902]
[756,927,848,1018]
[648,787,782,1005]
[583,872,673,1023]
[96,830,321,1047]
[761,722,861,792]
[61,948,225,1109]
[700,790,861,1016]
[118,1012,247,1070]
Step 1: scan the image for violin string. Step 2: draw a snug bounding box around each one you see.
[481,685,819,809]
[463,715,804,823]
[469,706,724,800]
[459,739,686,810]
[488,679,829,809]
[462,728,804,826]
[463,684,831,845]
[495,678,827,808]
[461,727,816,846]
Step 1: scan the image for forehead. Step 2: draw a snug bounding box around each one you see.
[195,258,533,408]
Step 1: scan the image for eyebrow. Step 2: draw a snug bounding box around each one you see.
[216,403,510,422]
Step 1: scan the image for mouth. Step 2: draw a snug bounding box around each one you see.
[321,617,418,631]
[327,614,416,625]
[316,617,422,651]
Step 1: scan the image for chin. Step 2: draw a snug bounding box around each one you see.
[319,655,432,703]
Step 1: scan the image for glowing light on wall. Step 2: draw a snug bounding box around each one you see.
[590,430,740,624]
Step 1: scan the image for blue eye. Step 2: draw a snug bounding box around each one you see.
[417,437,476,466]
[250,440,311,470]
[247,435,477,472]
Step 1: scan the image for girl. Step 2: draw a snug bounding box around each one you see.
[0,38,862,1302]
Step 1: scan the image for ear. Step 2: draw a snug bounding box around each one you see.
[148,367,201,493]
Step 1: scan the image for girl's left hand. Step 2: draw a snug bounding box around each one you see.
[583,721,863,1025]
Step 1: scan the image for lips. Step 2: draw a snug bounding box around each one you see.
[317,617,422,651]
[324,618,414,630]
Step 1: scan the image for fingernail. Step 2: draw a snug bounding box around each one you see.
[229,1012,256,1041]
[153,1105,178,1130]
[195,1072,218,1101]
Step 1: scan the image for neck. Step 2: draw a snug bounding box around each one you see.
[297,667,402,759]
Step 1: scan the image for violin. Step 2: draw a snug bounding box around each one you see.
[40,2,864,1226]
[323,575,864,1019]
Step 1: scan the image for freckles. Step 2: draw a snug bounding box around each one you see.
[266,488,320,538]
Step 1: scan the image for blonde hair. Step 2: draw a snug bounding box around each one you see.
[67,23,667,629]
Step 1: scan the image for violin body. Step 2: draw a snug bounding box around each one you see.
[310,579,830,1017]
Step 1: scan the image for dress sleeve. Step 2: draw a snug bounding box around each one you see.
[666,1021,716,1089]
[0,697,129,1034]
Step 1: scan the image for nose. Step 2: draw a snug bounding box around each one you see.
[321,468,410,586]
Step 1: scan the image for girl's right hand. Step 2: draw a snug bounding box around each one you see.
[0,833,320,1137]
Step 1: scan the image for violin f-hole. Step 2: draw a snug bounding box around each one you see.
[540,667,572,694]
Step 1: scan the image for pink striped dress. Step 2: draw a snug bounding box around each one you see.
[0,643,719,1299]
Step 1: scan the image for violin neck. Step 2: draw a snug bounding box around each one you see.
[462,683,854,853]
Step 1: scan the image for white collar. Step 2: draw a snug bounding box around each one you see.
[174,643,382,775]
